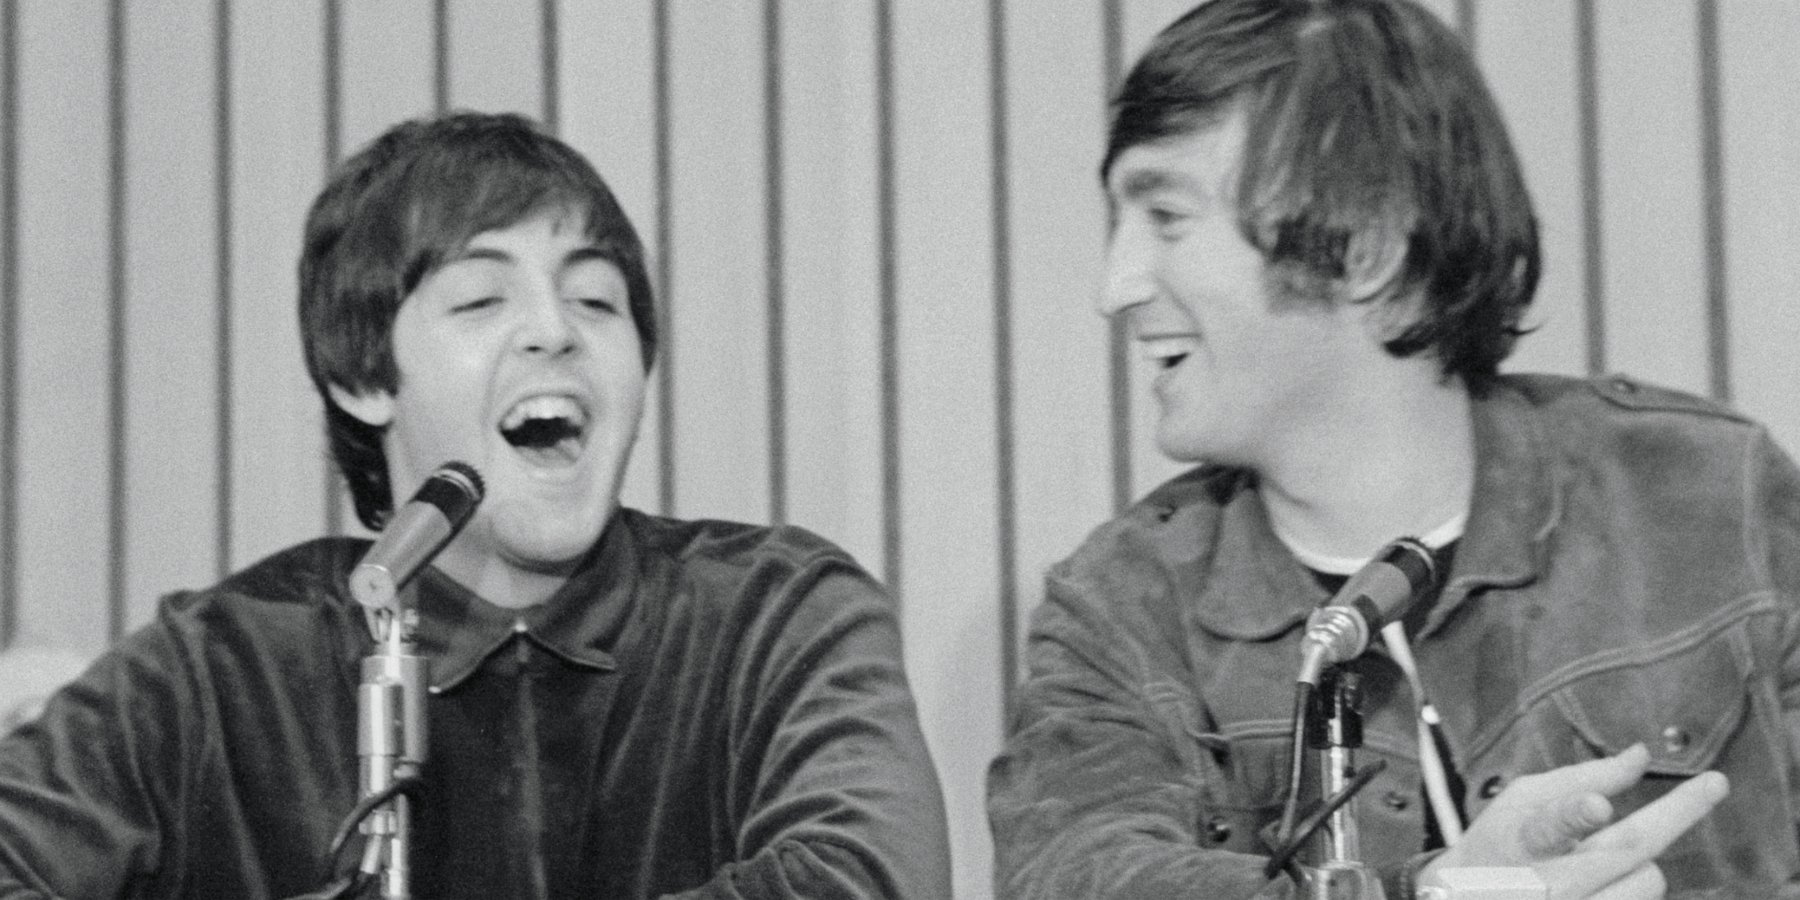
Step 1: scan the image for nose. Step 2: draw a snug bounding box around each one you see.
[1099,218,1158,317]
[515,284,578,356]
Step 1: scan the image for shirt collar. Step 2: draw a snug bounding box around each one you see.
[409,511,638,693]
[1182,381,1562,641]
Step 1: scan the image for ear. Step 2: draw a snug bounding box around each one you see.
[327,383,396,428]
[1339,226,1422,342]
[1338,226,1409,305]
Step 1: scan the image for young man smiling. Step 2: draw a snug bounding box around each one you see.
[324,205,646,610]
[0,113,950,899]
[989,1,1797,897]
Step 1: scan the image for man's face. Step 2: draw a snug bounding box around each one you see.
[1100,112,1378,470]
[334,207,646,582]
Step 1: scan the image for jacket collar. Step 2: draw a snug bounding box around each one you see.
[1183,470,1321,641]
[1184,380,1561,640]
[409,512,637,692]
[1421,381,1561,637]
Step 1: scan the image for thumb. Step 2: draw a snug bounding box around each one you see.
[1521,791,1613,858]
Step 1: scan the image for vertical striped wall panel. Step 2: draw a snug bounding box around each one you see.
[226,3,328,577]
[339,1,434,149]
[121,2,223,631]
[891,2,1001,892]
[445,0,544,119]
[1001,0,1113,718]
[0,0,13,648]
[667,0,772,526]
[1720,0,1800,455]
[1482,0,1587,379]
[3,3,1799,897]
[778,3,887,574]
[14,1,112,652]
[1595,0,1710,394]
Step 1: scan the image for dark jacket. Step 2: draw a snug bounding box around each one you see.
[0,508,952,899]
[989,373,1800,898]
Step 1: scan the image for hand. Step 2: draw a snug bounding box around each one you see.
[1420,744,1729,899]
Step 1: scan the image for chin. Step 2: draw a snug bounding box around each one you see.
[1154,430,1210,465]
[488,500,614,571]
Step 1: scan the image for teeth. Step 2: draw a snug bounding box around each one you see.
[500,395,589,432]
[1137,336,1199,365]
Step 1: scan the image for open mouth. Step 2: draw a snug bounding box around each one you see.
[499,395,590,467]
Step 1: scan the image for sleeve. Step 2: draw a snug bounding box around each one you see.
[1761,432,1800,868]
[987,567,1292,900]
[664,553,952,900]
[0,619,192,899]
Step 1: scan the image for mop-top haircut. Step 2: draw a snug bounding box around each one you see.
[1108,0,1539,392]
[298,111,657,529]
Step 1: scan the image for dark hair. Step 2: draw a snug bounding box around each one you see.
[298,111,657,529]
[1105,0,1539,392]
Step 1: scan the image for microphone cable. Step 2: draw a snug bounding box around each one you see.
[1381,620,1463,845]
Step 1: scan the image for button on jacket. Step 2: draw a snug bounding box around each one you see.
[989,373,1800,898]
[0,509,951,899]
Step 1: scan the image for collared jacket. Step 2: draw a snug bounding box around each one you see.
[0,508,952,899]
[988,373,1800,898]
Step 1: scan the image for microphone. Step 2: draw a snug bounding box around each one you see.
[1296,536,1436,685]
[349,462,485,612]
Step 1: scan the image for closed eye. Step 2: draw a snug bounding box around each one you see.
[451,296,502,314]
[572,297,622,315]
[1146,206,1195,241]
[1148,206,1187,227]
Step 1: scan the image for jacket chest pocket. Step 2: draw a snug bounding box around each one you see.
[1545,625,1752,776]
[1185,724,1289,854]
[1521,620,1799,893]
[1146,680,1288,854]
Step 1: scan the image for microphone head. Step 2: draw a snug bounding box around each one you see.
[1337,536,1435,628]
[351,462,485,612]
[410,462,485,531]
[1298,536,1439,683]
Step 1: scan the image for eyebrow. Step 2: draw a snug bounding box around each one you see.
[448,245,614,268]
[1110,168,1203,203]
[563,246,614,267]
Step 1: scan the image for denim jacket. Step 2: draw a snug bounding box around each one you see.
[988,373,1800,899]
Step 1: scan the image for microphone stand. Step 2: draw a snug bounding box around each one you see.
[354,577,429,899]
[1267,537,1437,896]
[1299,666,1385,900]
[293,462,481,900]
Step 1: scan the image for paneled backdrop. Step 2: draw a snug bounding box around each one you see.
[2,1,1798,896]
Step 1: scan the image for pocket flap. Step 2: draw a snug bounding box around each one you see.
[1548,632,1747,776]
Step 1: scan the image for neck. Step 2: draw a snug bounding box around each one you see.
[457,563,572,610]
[1258,364,1476,562]
[430,540,579,611]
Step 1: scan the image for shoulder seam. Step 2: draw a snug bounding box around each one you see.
[1589,373,1751,425]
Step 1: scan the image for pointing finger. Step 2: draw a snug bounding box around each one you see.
[1536,771,1727,895]
[1581,771,1729,857]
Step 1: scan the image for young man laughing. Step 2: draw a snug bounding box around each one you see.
[989,1,1794,897]
[0,112,950,900]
